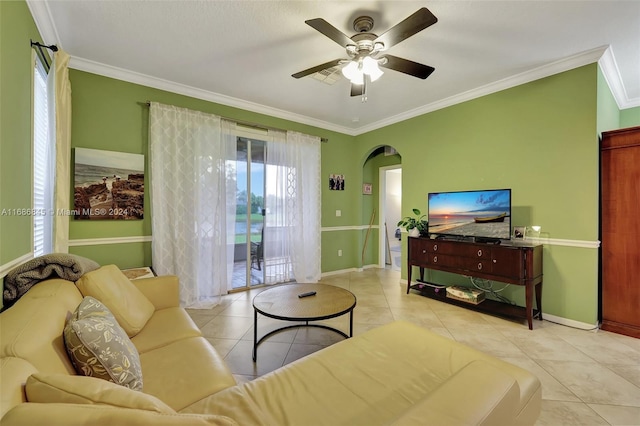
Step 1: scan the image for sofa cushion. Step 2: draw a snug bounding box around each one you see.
[63,296,143,390]
[0,357,38,418]
[25,373,174,414]
[0,279,81,376]
[387,360,520,426]
[76,265,155,337]
[140,337,236,411]
[1,403,240,426]
[131,307,202,354]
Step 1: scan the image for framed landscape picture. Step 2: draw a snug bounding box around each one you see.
[74,148,144,220]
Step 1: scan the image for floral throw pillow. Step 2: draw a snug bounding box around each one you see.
[63,296,143,390]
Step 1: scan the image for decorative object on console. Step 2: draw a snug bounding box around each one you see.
[446,286,485,305]
[397,208,429,237]
[513,226,525,239]
[525,226,541,239]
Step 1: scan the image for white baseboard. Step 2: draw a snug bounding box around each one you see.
[321,264,381,277]
[541,312,599,330]
[321,267,360,277]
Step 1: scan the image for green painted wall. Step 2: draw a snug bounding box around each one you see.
[0,1,42,265]
[355,65,601,324]
[620,107,640,128]
[67,69,356,271]
[597,67,620,134]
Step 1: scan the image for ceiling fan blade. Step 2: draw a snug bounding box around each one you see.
[379,54,435,79]
[374,7,437,49]
[305,18,354,47]
[350,82,364,97]
[292,59,344,79]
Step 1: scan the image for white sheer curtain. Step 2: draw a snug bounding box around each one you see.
[149,103,236,308]
[264,131,321,283]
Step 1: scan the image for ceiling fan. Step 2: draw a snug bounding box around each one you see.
[292,7,438,97]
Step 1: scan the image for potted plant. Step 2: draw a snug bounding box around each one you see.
[397,208,429,237]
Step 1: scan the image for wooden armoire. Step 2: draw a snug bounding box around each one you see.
[600,126,640,338]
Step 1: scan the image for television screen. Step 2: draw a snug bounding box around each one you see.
[428,189,511,240]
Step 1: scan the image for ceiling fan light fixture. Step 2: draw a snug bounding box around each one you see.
[362,56,384,82]
[351,69,365,85]
[341,60,359,80]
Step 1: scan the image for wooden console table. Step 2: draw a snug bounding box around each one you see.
[407,237,543,329]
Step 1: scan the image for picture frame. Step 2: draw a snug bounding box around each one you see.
[329,174,345,191]
[362,183,372,195]
[74,148,145,220]
[513,226,526,239]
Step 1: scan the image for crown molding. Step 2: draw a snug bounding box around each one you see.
[355,46,618,134]
[26,0,60,46]
[68,56,357,136]
[598,46,640,109]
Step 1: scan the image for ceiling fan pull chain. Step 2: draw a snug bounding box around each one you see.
[361,78,368,102]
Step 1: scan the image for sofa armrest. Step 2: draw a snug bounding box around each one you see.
[1,403,238,426]
[131,275,180,310]
[389,360,521,426]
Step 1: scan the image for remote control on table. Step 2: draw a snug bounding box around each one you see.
[298,291,317,298]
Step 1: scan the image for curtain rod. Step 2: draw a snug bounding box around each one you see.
[30,40,58,72]
[141,101,328,143]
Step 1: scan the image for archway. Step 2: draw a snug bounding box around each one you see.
[361,145,402,270]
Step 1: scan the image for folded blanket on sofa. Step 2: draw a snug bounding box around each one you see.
[3,254,100,308]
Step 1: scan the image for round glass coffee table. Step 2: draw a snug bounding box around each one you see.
[252,283,356,361]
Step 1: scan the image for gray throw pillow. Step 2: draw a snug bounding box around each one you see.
[63,296,143,390]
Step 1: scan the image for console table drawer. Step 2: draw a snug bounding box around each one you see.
[423,240,457,254]
[456,244,492,259]
[428,253,460,269]
[459,258,492,273]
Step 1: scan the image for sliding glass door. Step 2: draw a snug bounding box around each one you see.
[232,137,266,289]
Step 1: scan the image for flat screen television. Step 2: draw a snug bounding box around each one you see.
[427,189,512,241]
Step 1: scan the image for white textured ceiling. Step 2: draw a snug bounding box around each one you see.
[29,1,640,135]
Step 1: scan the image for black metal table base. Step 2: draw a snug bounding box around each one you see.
[252,311,353,362]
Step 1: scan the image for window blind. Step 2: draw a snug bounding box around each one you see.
[33,56,53,256]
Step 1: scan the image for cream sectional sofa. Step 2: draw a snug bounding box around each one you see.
[0,265,541,425]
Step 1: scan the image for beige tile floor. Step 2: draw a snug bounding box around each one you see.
[186,268,640,426]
